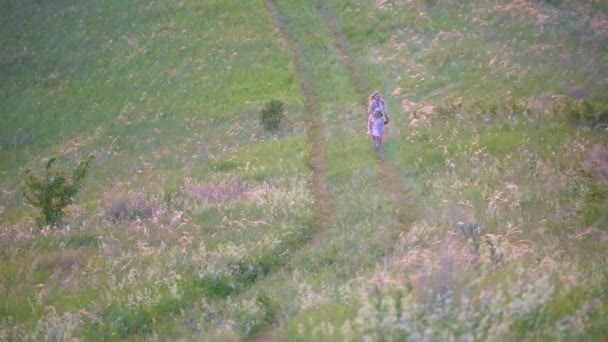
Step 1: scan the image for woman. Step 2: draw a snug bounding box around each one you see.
[367,91,389,123]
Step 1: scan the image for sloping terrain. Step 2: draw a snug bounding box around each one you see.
[1,0,607,340]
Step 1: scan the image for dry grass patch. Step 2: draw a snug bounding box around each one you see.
[583,143,608,182]
[493,0,553,27]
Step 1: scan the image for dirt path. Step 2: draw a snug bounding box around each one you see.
[312,0,370,108]
[313,0,419,242]
[256,1,417,340]
[263,0,335,248]
[255,1,338,340]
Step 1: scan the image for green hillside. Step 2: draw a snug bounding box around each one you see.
[1,0,607,340]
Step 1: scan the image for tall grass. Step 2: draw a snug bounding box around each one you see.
[1,0,607,340]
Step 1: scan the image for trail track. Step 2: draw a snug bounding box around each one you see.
[313,0,419,237]
[263,0,335,251]
[257,1,418,340]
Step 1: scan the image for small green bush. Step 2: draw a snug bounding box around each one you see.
[22,155,93,227]
[552,97,597,126]
[193,275,236,298]
[260,99,285,132]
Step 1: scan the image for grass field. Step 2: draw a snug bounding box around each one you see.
[1,0,607,340]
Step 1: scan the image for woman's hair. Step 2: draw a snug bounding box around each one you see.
[369,91,381,103]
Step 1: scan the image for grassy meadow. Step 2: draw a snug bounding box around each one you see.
[1,0,607,340]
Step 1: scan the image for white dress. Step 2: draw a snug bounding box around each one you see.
[369,113,385,137]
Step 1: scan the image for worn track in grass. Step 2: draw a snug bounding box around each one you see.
[255,1,338,340]
[263,0,335,250]
[312,0,419,248]
[256,1,419,341]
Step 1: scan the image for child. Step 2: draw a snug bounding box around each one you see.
[368,110,386,147]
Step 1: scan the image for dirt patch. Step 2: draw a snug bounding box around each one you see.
[530,93,560,115]
[36,250,85,272]
[431,30,463,45]
[493,0,552,27]
[401,99,437,127]
[567,84,589,100]
[373,0,391,11]
[591,15,608,39]
[583,143,608,182]
[187,179,250,203]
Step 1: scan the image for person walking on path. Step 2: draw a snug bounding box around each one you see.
[367,91,390,146]
[367,91,389,123]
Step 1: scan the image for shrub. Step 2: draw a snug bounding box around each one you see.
[552,97,596,126]
[22,156,93,227]
[247,291,277,338]
[260,99,285,132]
